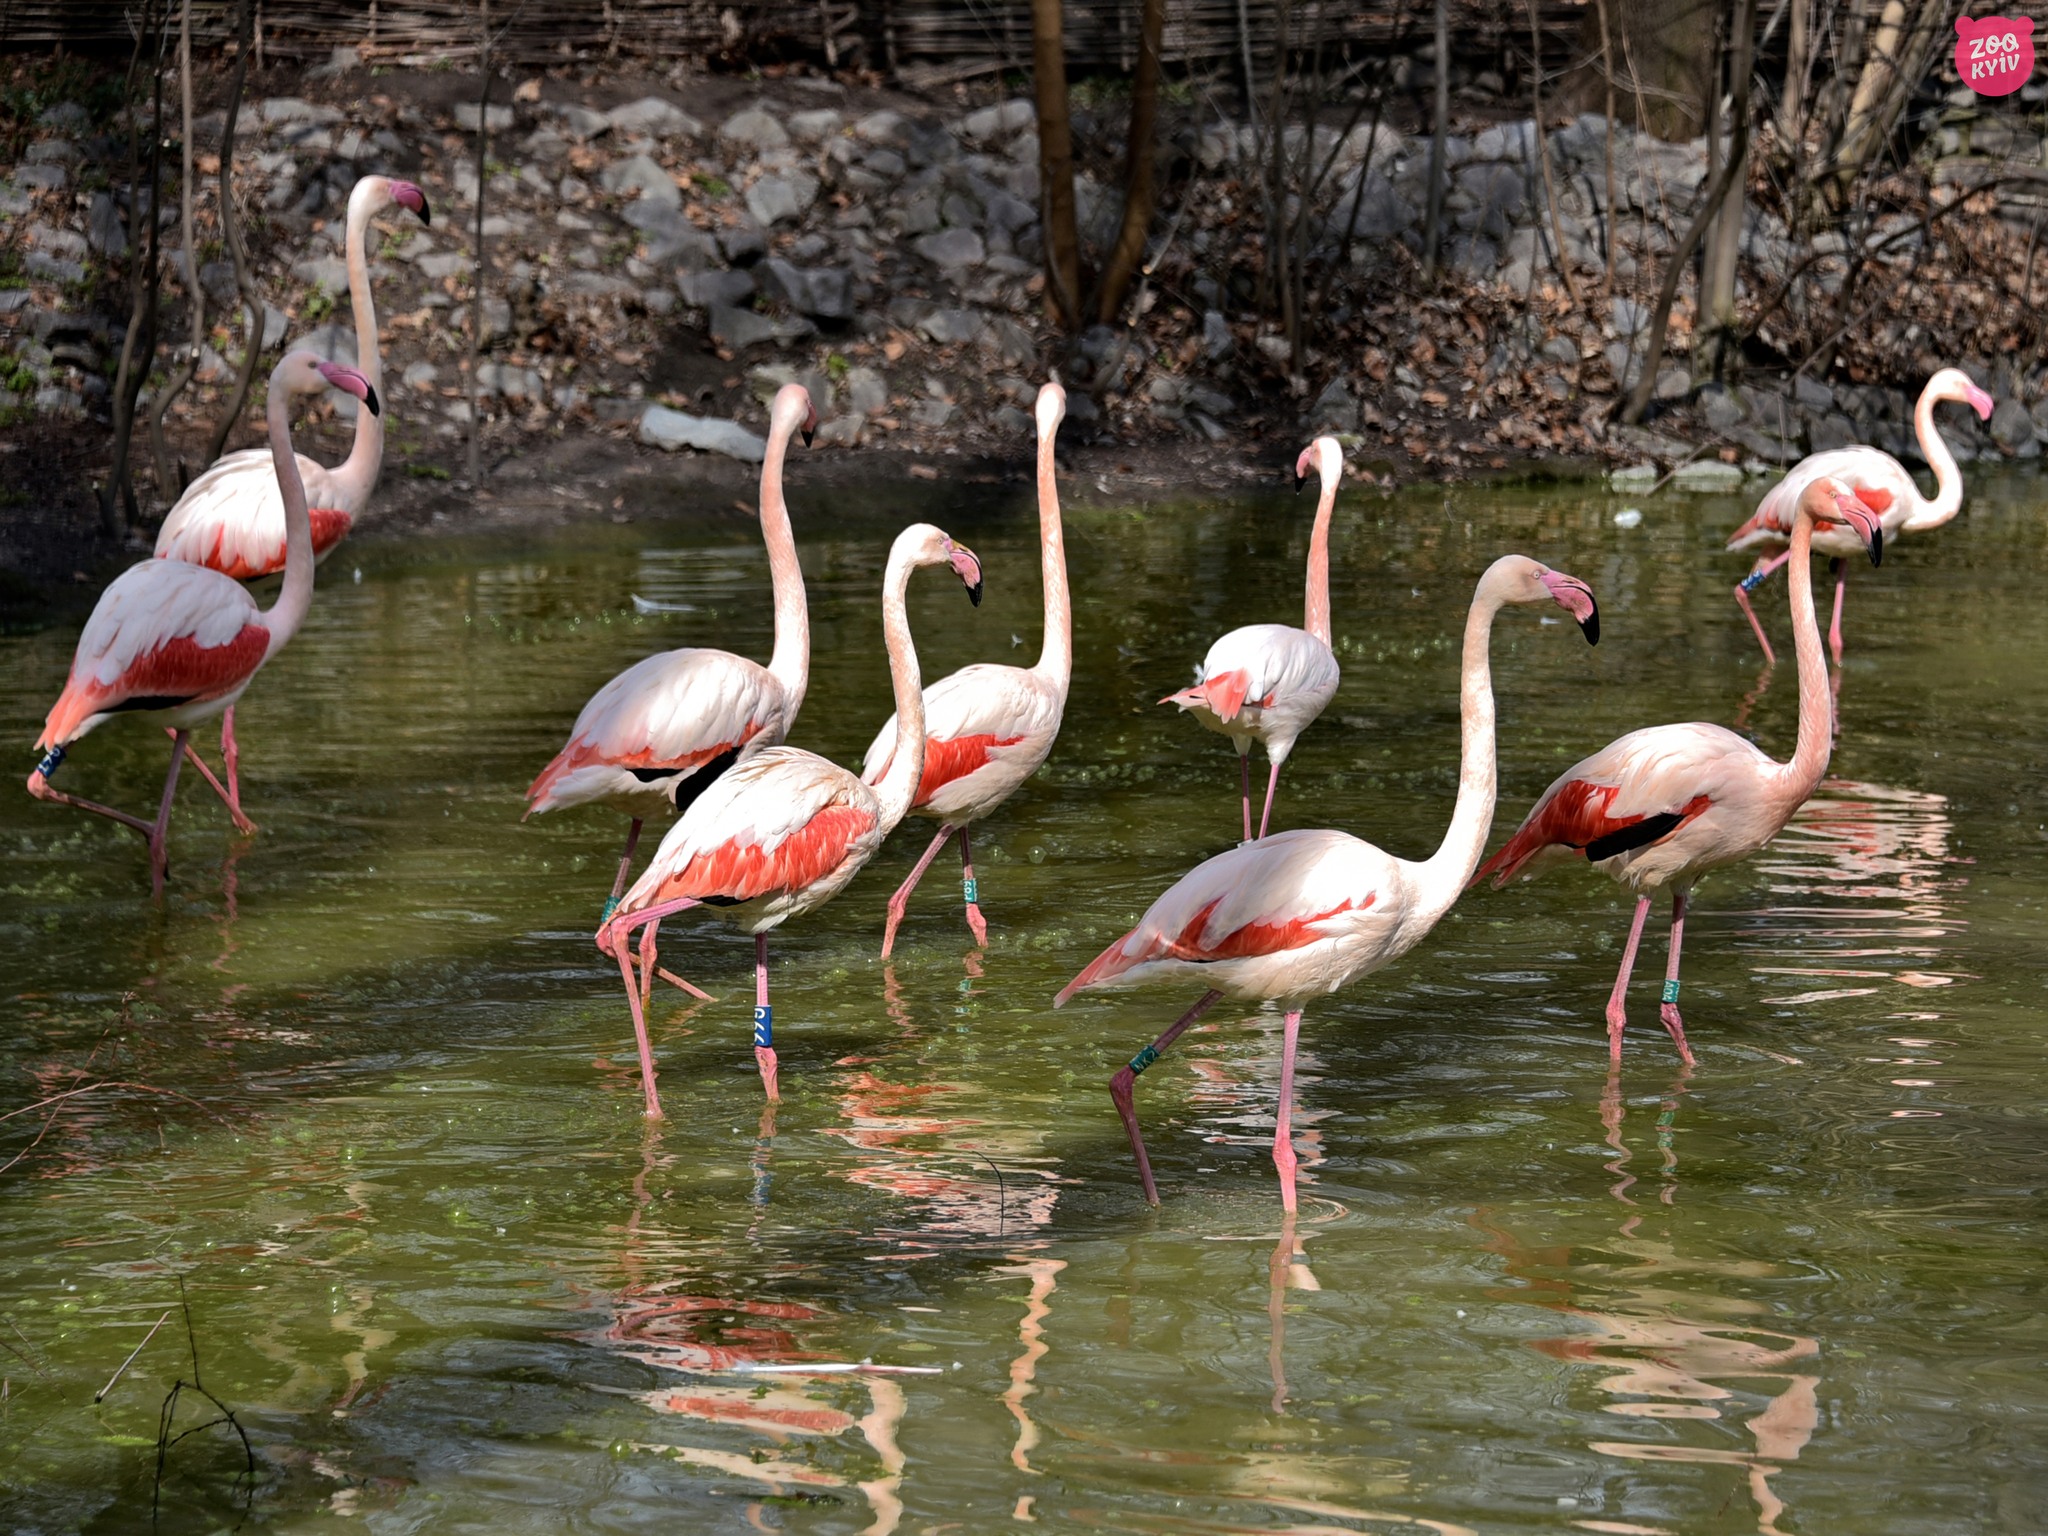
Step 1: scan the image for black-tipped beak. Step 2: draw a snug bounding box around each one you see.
[966,579,983,608]
[1293,471,1306,493]
[417,197,432,227]
[1867,524,1883,568]
[362,383,381,418]
[801,427,814,448]
[1579,597,1599,646]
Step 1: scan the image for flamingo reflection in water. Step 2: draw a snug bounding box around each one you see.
[1478,1072,1820,1536]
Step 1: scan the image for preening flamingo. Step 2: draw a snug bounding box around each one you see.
[527,384,818,938]
[1057,556,1600,1211]
[863,381,1070,957]
[151,175,428,823]
[1476,478,1883,1066]
[28,353,377,895]
[595,523,984,1115]
[1162,437,1345,841]
[1728,368,1991,666]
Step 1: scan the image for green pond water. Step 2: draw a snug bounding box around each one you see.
[3,466,2046,1535]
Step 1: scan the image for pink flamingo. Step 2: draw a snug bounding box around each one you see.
[1728,368,1991,666]
[1475,478,1883,1067]
[1056,556,1600,1211]
[151,176,428,823]
[595,523,984,1115]
[863,382,1070,957]
[527,384,818,938]
[1162,436,1345,841]
[27,353,377,896]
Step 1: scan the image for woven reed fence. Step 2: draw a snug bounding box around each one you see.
[0,0,1586,74]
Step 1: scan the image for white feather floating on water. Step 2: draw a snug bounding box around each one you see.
[631,594,696,614]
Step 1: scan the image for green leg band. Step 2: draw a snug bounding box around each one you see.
[963,877,979,905]
[1661,979,1681,1004]
[600,893,622,925]
[1128,1044,1160,1076]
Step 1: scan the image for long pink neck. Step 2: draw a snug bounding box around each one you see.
[871,552,927,833]
[1771,511,1833,809]
[331,184,385,507]
[760,414,810,718]
[1416,572,1506,915]
[1033,415,1071,692]
[262,385,317,654]
[1303,475,1335,647]
[1903,382,1965,531]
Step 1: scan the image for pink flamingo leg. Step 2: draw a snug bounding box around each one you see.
[880,824,956,959]
[1257,759,1282,840]
[1273,1008,1303,1213]
[142,730,188,899]
[170,726,257,835]
[1657,889,1697,1066]
[1733,550,1791,666]
[1108,989,1223,1206]
[637,920,660,1010]
[611,936,664,1119]
[1606,895,1653,1063]
[27,761,158,839]
[1827,558,1849,669]
[220,707,248,830]
[753,932,779,1101]
[1238,752,1253,842]
[959,823,989,948]
[601,817,643,925]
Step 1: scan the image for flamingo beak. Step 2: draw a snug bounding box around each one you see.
[1539,570,1599,644]
[1293,445,1315,493]
[1833,491,1883,566]
[393,180,431,225]
[1966,384,1994,421]
[316,362,380,416]
[801,407,817,448]
[950,544,984,606]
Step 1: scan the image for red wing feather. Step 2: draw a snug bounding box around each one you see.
[914,732,1025,806]
[1056,893,1371,1004]
[1200,669,1251,722]
[649,803,875,905]
[1474,781,1711,886]
[525,722,762,808]
[41,625,271,747]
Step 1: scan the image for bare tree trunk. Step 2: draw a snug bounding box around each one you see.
[1594,0,1618,299]
[146,0,203,497]
[1527,0,1583,309]
[1781,0,1808,143]
[1700,0,1753,374]
[1030,0,1082,327]
[1423,0,1448,276]
[1827,0,1942,205]
[467,0,491,486]
[1582,0,1719,140]
[102,0,167,537]
[1620,0,1755,423]
[1096,0,1165,321]
[204,0,264,466]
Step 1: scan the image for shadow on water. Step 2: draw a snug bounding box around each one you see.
[2,470,2047,1530]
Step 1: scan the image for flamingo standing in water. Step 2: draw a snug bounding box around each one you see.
[152,177,428,824]
[527,385,818,944]
[1163,437,1345,841]
[1476,478,1883,1066]
[27,353,377,895]
[596,523,984,1115]
[1057,556,1600,1211]
[863,382,1070,957]
[1728,368,1991,666]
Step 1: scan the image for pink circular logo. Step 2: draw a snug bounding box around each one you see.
[1955,14,2035,97]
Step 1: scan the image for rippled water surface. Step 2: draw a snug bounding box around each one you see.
[4,467,2046,1534]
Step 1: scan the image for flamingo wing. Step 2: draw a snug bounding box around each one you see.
[40,561,270,747]
[861,663,1059,805]
[625,748,878,908]
[1474,723,1760,885]
[1170,624,1339,722]
[1056,829,1382,1002]
[154,448,355,579]
[525,649,786,816]
[1727,449,1915,553]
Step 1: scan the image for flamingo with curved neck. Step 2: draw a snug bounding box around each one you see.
[1056,555,1600,1211]
[526,385,817,954]
[1727,367,1992,665]
[1162,436,1346,841]
[1479,478,1884,1066]
[30,353,377,893]
[595,523,984,1115]
[863,381,1069,957]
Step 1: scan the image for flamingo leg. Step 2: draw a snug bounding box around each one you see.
[601,817,643,925]
[960,824,988,948]
[26,751,158,839]
[1108,989,1223,1206]
[1238,751,1253,842]
[637,920,660,1010]
[1606,895,1653,1063]
[1827,558,1849,669]
[1733,551,1791,666]
[1273,1009,1303,1213]
[611,932,664,1119]
[220,707,249,830]
[753,932,779,1101]
[880,824,955,959]
[172,726,257,835]
[1257,759,1282,840]
[1658,889,1697,1067]
[142,731,189,899]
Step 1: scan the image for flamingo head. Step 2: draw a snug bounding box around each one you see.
[1535,567,1600,644]
[1293,435,1342,495]
[387,179,431,226]
[771,383,818,448]
[271,351,380,416]
[1806,477,1883,566]
[893,523,984,606]
[316,359,381,417]
[1927,366,1994,421]
[949,541,984,606]
[1035,379,1067,438]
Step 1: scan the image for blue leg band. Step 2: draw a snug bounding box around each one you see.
[1661,979,1681,1004]
[1128,1043,1160,1076]
[1740,568,1771,593]
[600,894,621,925]
[35,745,65,779]
[753,1005,773,1049]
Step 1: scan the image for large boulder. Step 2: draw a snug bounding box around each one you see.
[639,404,767,461]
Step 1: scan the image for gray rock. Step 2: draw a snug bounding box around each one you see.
[478,361,543,399]
[941,191,982,230]
[893,188,942,236]
[602,153,680,208]
[14,164,67,192]
[263,304,289,349]
[34,385,83,416]
[1539,335,1579,367]
[1654,368,1689,401]
[719,220,768,265]
[720,107,790,152]
[608,97,702,139]
[38,102,90,132]
[843,366,889,415]
[915,227,985,269]
[29,222,87,260]
[1186,382,1234,417]
[919,308,987,346]
[1671,459,1746,492]
[25,139,78,166]
[639,404,768,461]
[1448,234,1498,277]
[1309,376,1358,431]
[1990,396,2035,455]
[402,361,439,391]
[993,404,1034,437]
[960,99,1035,143]
[708,303,813,349]
[417,251,467,279]
[980,188,1036,235]
[1699,387,1746,433]
[863,147,907,178]
[566,273,638,299]
[292,254,350,292]
[814,412,864,446]
[788,108,843,143]
[260,97,342,125]
[854,110,908,144]
[912,399,956,429]
[24,251,85,284]
[1792,375,1834,411]
[1809,412,1859,453]
[1610,295,1649,336]
[453,102,515,132]
[559,174,591,203]
[0,180,31,215]
[746,172,818,227]
[680,269,757,309]
[1326,171,1413,241]
[759,257,853,320]
[980,316,1036,368]
[0,291,29,315]
[552,104,611,142]
[1202,310,1233,360]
